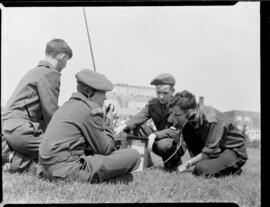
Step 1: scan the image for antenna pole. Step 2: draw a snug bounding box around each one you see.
[83,7,97,71]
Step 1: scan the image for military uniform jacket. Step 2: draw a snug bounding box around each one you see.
[39,92,115,165]
[125,98,173,138]
[182,105,248,159]
[2,61,60,132]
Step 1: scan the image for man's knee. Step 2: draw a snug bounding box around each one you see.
[126,148,141,161]
[114,148,141,163]
[154,138,174,153]
[193,162,212,176]
[4,128,43,157]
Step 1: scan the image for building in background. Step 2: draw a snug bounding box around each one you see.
[107,84,261,140]
[106,84,156,121]
[1,83,261,141]
[223,110,260,141]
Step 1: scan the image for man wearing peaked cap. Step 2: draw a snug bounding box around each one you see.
[38,69,141,183]
[76,69,113,92]
[150,73,176,86]
[115,73,187,172]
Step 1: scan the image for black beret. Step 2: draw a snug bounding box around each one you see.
[150,73,175,86]
[76,69,113,92]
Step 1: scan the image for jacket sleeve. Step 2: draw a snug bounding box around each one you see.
[154,129,170,139]
[125,104,151,131]
[37,71,60,128]
[202,122,226,158]
[82,112,115,155]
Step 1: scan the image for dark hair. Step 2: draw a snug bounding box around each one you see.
[169,90,197,112]
[77,81,96,98]
[45,39,73,59]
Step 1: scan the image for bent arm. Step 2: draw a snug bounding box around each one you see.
[37,72,60,128]
[82,113,115,155]
[125,104,151,131]
[178,152,209,173]
[187,152,209,166]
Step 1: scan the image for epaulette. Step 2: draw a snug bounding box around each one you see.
[91,108,104,116]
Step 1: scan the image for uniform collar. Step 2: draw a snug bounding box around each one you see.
[188,104,204,129]
[38,60,59,73]
[70,92,100,109]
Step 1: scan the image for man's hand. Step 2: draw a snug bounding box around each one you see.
[178,160,192,173]
[115,124,127,135]
[104,103,118,121]
[148,133,156,150]
[155,126,180,139]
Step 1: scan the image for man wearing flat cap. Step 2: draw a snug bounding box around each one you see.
[38,69,141,183]
[115,73,186,171]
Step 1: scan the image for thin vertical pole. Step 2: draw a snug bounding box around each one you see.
[83,7,96,71]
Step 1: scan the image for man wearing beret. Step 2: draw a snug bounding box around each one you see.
[2,39,73,173]
[168,90,248,177]
[38,69,141,182]
[115,73,186,171]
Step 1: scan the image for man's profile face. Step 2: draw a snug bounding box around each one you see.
[155,84,174,104]
[168,105,188,130]
[94,91,107,107]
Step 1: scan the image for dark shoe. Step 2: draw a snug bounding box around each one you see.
[164,166,178,172]
[233,168,243,176]
[163,152,183,172]
[164,161,178,172]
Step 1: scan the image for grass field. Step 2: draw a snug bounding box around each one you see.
[1,147,260,206]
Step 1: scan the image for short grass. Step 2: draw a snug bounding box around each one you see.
[1,148,260,206]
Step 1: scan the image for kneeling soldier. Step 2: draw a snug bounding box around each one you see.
[115,73,186,171]
[168,90,248,177]
[38,69,141,183]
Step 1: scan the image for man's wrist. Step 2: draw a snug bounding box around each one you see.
[149,133,157,139]
[153,132,159,139]
[154,130,165,140]
[186,160,192,169]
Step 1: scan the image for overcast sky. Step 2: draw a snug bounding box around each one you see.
[1,2,260,112]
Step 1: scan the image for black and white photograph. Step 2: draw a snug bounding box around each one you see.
[1,1,260,205]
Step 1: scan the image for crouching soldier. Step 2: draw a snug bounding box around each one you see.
[168,90,248,177]
[38,69,141,183]
[115,73,186,171]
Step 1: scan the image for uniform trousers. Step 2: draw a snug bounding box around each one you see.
[152,137,186,170]
[3,120,43,172]
[193,145,247,177]
[39,148,141,183]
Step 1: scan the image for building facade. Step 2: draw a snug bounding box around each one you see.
[107,84,261,140]
[106,84,156,120]
[223,110,261,140]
